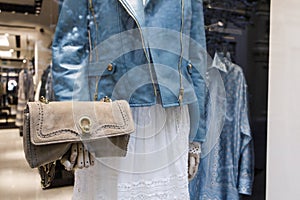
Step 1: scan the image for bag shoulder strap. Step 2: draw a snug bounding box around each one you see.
[87,0,101,101]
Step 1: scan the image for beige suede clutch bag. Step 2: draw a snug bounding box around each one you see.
[23,99,135,168]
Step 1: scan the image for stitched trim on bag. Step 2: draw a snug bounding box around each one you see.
[36,101,130,139]
[95,101,129,132]
[37,101,78,138]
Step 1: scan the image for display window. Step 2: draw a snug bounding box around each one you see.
[0,0,271,199]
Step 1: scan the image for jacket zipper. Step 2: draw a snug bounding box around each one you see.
[118,0,158,97]
[178,0,185,106]
[120,0,185,105]
[90,0,186,102]
[88,0,101,101]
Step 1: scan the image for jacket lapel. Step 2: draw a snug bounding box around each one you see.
[118,0,144,25]
[142,0,150,7]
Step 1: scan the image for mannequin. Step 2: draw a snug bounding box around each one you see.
[52,0,207,198]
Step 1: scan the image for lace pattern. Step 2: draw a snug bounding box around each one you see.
[118,174,189,200]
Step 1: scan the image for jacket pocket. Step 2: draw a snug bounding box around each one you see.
[87,63,117,100]
[87,62,117,77]
[187,62,193,75]
[182,61,193,84]
[101,62,116,76]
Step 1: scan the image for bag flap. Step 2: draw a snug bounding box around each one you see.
[27,100,135,145]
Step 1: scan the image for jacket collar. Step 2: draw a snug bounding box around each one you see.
[143,0,150,7]
[118,0,145,25]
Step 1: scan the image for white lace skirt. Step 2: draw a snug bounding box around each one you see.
[73,104,190,200]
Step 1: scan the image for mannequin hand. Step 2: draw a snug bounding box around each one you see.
[60,143,95,171]
[188,142,201,181]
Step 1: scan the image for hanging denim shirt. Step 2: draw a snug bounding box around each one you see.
[189,53,254,200]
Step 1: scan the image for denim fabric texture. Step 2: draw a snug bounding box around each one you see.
[189,53,254,199]
[52,0,207,142]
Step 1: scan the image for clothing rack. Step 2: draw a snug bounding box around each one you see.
[204,0,257,60]
[0,58,34,129]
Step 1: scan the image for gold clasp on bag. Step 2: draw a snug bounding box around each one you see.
[39,96,49,104]
[100,96,112,103]
[79,117,92,134]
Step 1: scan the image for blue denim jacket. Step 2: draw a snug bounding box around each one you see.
[52,0,207,142]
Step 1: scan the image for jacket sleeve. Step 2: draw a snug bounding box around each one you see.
[52,0,90,101]
[188,0,207,143]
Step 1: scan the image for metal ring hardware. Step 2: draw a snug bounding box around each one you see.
[79,116,92,134]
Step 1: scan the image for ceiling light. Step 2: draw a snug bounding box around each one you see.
[0,35,9,47]
[0,1,43,15]
[0,50,12,58]
[217,21,224,27]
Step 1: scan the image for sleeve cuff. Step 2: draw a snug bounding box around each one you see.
[189,126,206,143]
[238,180,253,195]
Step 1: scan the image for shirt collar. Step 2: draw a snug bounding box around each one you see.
[210,52,228,73]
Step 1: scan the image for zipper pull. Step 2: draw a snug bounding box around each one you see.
[93,93,98,101]
[178,87,184,106]
[88,0,94,12]
[93,76,101,101]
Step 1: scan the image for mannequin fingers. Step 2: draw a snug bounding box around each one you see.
[195,154,200,164]
[195,159,200,168]
[188,141,201,181]
[189,156,196,175]
[194,163,199,174]
[70,143,78,165]
[77,143,84,169]
[66,143,95,170]
[83,146,90,168]
[189,170,197,181]
[90,152,95,166]
[61,153,73,171]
